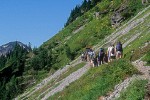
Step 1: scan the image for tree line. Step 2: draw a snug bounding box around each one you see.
[65,0,102,26]
[0,43,29,100]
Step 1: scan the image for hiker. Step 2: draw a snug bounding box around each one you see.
[89,49,95,64]
[86,48,91,62]
[93,56,98,67]
[98,48,105,66]
[104,52,108,63]
[81,52,85,61]
[116,41,123,59]
[85,52,89,62]
[107,44,116,62]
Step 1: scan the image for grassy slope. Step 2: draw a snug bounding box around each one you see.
[117,80,148,100]
[118,14,150,61]
[143,51,150,65]
[49,59,138,100]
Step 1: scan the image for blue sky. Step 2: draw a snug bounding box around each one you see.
[0,0,82,47]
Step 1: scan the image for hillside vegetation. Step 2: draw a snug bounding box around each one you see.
[1,0,150,100]
[39,0,148,71]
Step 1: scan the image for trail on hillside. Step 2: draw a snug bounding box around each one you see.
[15,5,150,100]
[41,63,91,100]
[16,60,82,99]
[133,60,150,80]
[102,59,150,100]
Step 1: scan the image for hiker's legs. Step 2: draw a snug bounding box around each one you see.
[100,57,104,65]
[108,53,111,62]
[120,51,123,58]
[116,51,122,59]
[110,56,115,62]
[97,60,100,66]
[93,63,94,67]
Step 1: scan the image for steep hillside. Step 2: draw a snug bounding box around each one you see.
[15,0,150,100]
[41,0,148,69]
[46,4,150,100]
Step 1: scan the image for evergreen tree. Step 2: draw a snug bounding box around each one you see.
[64,0,97,27]
[91,0,101,6]
[81,0,88,12]
[87,0,92,10]
[0,43,28,99]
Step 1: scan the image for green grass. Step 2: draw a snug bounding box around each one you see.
[135,4,150,19]
[117,79,148,100]
[142,50,150,66]
[120,14,150,61]
[49,59,138,100]
[123,31,150,61]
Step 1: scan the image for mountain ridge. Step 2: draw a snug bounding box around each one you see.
[0,41,31,56]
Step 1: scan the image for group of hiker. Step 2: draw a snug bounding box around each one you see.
[81,41,123,67]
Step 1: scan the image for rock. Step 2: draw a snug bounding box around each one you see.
[95,12,100,19]
[142,0,149,5]
[111,12,123,27]
[145,83,150,100]
[99,96,105,100]
[111,4,128,27]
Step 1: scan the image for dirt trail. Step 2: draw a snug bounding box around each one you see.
[16,60,82,99]
[41,63,91,100]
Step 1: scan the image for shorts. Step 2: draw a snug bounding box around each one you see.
[111,56,115,59]
[117,51,122,56]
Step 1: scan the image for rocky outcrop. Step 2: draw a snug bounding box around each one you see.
[94,10,108,19]
[142,0,149,5]
[111,12,123,27]
[111,4,127,27]
[0,41,31,56]
[145,83,150,100]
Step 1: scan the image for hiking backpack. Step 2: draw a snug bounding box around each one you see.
[111,47,115,55]
[116,43,122,51]
[99,48,104,57]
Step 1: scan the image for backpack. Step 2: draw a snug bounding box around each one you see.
[90,51,95,60]
[99,48,104,57]
[116,43,122,51]
[111,47,115,55]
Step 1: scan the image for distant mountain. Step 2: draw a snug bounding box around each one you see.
[0,41,31,56]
